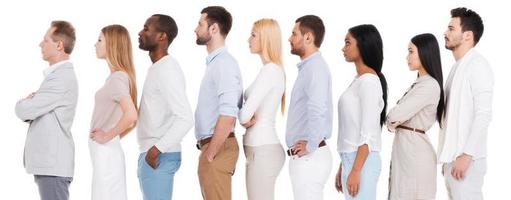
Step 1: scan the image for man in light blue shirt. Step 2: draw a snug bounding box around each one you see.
[194,6,242,200]
[286,15,333,200]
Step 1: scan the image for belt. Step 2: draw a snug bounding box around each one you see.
[396,125,425,134]
[196,132,235,150]
[287,140,326,156]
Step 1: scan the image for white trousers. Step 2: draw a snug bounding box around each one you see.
[289,146,332,200]
[244,144,285,200]
[89,136,127,200]
[443,158,486,200]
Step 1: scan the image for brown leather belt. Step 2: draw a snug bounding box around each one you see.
[287,140,326,156]
[397,125,425,134]
[196,132,235,150]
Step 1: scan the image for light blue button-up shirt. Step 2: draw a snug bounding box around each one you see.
[195,47,243,140]
[286,51,333,153]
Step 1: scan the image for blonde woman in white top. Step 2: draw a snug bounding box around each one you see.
[239,18,286,200]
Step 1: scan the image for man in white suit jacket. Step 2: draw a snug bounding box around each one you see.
[15,21,78,200]
[438,7,493,200]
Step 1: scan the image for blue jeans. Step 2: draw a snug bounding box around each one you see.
[339,151,381,200]
[138,152,181,200]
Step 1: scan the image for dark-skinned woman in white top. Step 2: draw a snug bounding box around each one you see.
[335,24,387,200]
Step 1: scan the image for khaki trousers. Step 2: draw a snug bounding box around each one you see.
[198,137,239,200]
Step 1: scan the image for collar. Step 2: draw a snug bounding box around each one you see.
[43,60,70,77]
[206,46,227,65]
[151,55,171,68]
[296,51,321,70]
[454,48,476,66]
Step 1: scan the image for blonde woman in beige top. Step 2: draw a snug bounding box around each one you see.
[89,25,138,200]
[386,33,445,200]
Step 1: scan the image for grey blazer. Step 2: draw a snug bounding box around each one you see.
[15,62,78,177]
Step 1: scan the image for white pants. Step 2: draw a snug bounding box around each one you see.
[289,146,332,200]
[244,144,285,200]
[89,136,127,200]
[443,158,486,200]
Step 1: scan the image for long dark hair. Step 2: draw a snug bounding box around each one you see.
[349,24,387,126]
[411,33,445,126]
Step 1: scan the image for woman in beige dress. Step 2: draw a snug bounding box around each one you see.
[386,33,445,200]
[89,24,138,200]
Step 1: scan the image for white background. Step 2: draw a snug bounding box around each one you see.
[1,0,509,199]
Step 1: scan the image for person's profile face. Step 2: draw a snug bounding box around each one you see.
[195,14,212,45]
[138,16,160,51]
[407,42,422,71]
[95,33,107,59]
[289,23,305,56]
[39,27,60,62]
[342,32,359,62]
[248,26,262,54]
[444,17,464,50]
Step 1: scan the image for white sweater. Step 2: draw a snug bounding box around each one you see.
[137,55,194,153]
[239,63,285,146]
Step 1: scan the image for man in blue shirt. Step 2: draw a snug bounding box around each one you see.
[286,15,333,200]
[194,6,243,200]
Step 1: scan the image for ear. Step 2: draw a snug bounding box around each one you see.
[56,40,65,52]
[209,23,219,35]
[463,30,474,43]
[304,32,314,45]
[158,32,167,42]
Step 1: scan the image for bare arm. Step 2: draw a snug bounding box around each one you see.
[346,144,369,197]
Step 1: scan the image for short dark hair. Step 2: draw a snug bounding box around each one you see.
[411,33,445,126]
[450,7,484,45]
[51,21,76,54]
[295,15,325,48]
[349,24,387,126]
[152,14,178,46]
[201,6,232,37]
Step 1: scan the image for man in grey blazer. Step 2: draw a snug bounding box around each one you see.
[15,21,78,200]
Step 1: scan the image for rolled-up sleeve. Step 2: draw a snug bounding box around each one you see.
[216,60,242,118]
[304,69,330,153]
[358,76,382,151]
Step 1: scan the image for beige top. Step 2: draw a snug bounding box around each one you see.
[91,71,131,132]
[386,74,440,133]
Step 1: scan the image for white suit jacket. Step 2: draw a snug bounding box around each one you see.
[438,49,493,163]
